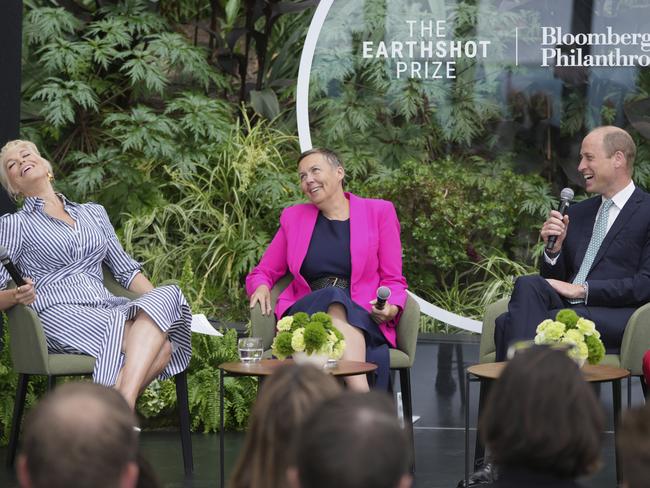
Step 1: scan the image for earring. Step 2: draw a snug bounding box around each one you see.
[47,172,54,182]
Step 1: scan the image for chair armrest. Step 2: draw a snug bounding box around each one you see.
[395,295,420,367]
[251,304,277,350]
[620,302,650,375]
[249,275,293,350]
[6,303,50,374]
[102,265,140,300]
[478,298,509,363]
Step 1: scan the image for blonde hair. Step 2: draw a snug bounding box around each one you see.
[0,140,53,197]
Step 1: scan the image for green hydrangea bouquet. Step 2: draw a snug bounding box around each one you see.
[271,311,346,361]
[534,309,606,366]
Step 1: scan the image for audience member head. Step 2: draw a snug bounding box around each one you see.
[229,364,342,488]
[481,346,604,479]
[17,382,139,488]
[135,453,162,488]
[618,404,650,488]
[289,391,412,488]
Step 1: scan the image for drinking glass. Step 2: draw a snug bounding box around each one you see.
[238,337,263,363]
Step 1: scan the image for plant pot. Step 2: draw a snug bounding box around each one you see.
[293,351,329,368]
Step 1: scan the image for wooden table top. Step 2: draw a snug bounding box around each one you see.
[467,361,630,383]
[219,359,377,377]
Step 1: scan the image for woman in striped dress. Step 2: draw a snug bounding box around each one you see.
[0,140,192,409]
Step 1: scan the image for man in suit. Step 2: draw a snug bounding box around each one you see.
[495,125,650,361]
[461,126,650,487]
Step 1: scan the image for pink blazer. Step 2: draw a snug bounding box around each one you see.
[245,192,408,347]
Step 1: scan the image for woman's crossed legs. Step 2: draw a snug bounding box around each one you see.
[116,310,172,409]
[327,303,369,392]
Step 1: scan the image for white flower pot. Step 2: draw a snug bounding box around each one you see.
[293,351,329,368]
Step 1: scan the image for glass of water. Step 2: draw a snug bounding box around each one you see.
[238,337,263,363]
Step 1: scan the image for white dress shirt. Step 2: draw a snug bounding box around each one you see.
[544,180,636,266]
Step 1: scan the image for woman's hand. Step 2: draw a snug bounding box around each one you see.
[370,300,398,324]
[15,278,36,306]
[250,285,272,316]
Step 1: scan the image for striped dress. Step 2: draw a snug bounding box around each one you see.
[0,195,192,386]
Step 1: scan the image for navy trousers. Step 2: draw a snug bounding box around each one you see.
[494,275,635,361]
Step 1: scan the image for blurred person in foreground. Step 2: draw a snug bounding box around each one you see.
[0,140,192,409]
[16,382,139,488]
[618,404,650,488]
[229,364,342,488]
[246,148,408,390]
[480,346,604,487]
[288,390,412,488]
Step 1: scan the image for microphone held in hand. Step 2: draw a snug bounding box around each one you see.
[0,245,26,287]
[375,286,391,310]
[546,187,574,252]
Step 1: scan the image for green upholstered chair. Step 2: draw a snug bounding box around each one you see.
[5,266,194,475]
[479,298,650,380]
[250,275,421,460]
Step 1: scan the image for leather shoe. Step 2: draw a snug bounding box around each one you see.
[456,463,498,487]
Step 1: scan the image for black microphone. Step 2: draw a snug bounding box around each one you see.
[546,187,574,252]
[376,286,391,310]
[0,245,26,287]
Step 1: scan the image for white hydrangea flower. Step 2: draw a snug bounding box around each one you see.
[277,316,294,332]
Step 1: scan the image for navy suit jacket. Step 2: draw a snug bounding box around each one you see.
[540,187,650,308]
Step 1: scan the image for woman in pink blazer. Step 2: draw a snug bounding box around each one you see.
[246,148,408,390]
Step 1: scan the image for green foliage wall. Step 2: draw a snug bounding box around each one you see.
[12,0,650,439]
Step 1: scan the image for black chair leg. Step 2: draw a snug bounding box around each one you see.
[399,368,415,473]
[455,343,466,406]
[7,374,29,468]
[175,371,193,476]
[47,376,56,390]
[641,375,648,400]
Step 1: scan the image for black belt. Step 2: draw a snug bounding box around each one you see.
[309,276,350,291]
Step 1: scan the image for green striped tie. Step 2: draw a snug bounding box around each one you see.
[569,199,613,304]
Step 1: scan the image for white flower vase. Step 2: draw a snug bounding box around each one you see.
[575,357,586,368]
[293,351,329,368]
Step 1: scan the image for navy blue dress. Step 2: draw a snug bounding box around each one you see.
[285,213,390,389]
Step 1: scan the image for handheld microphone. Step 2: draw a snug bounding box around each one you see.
[0,245,26,287]
[546,187,574,252]
[376,286,391,310]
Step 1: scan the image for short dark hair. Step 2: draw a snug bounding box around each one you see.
[297,148,343,169]
[294,391,410,488]
[618,405,650,488]
[229,365,342,488]
[481,347,604,478]
[20,382,138,488]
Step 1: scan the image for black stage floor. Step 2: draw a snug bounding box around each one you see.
[1,335,643,487]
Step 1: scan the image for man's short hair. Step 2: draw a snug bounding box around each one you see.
[294,391,410,488]
[19,382,138,488]
[481,346,604,479]
[594,126,637,169]
[618,405,650,488]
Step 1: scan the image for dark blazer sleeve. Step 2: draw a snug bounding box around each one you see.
[541,190,650,308]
